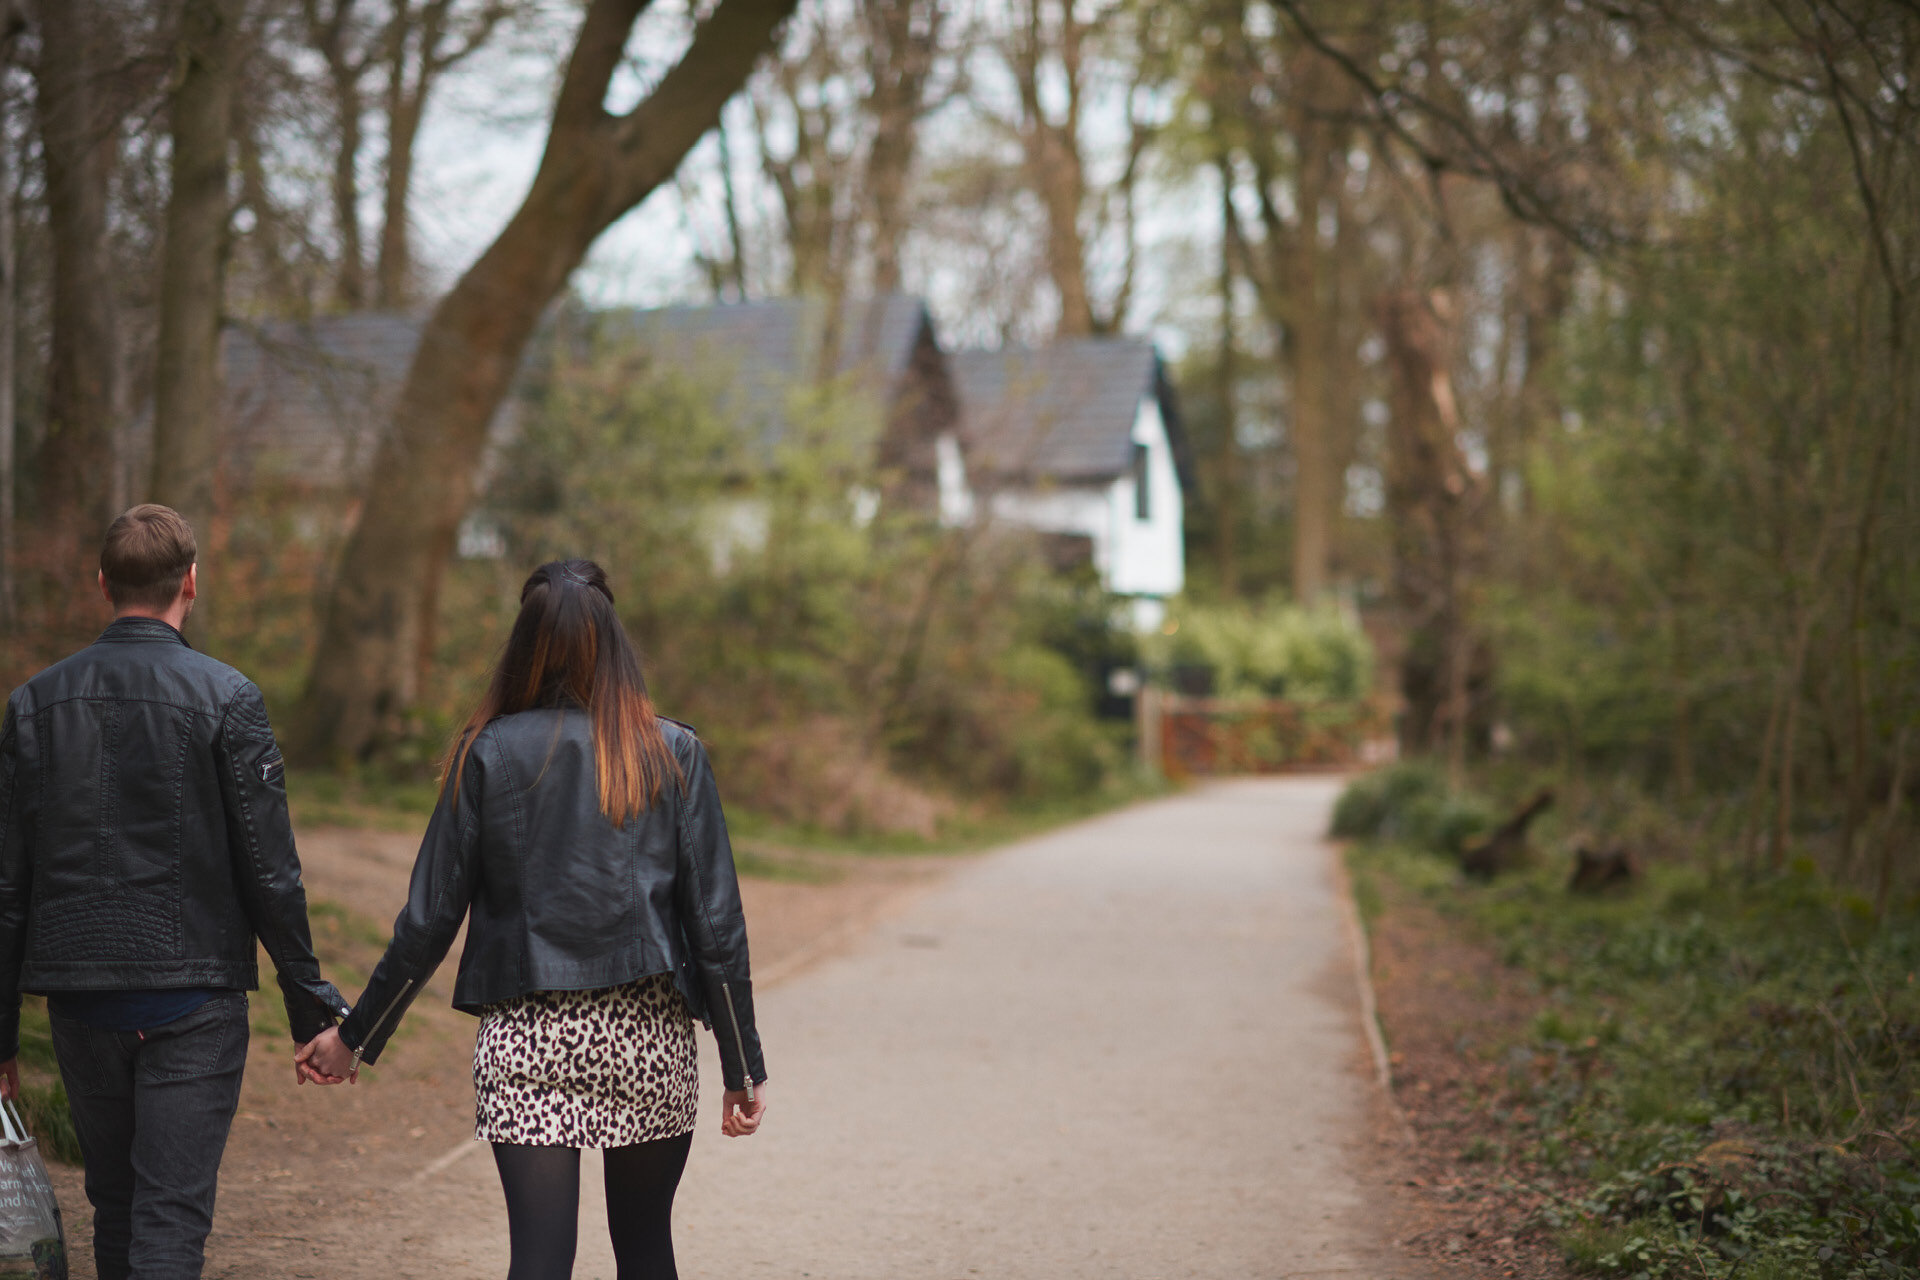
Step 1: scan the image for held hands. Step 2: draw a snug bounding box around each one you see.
[720,1081,766,1137]
[293,1026,358,1086]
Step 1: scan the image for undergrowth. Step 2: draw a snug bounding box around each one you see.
[1343,765,1920,1280]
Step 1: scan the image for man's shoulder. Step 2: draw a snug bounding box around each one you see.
[128,639,256,709]
[173,646,255,697]
[14,637,254,714]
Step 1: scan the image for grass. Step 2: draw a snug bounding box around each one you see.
[725,773,1172,858]
[1342,770,1920,1280]
[12,997,81,1164]
[286,768,442,832]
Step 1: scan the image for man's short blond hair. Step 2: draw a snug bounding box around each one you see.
[101,505,198,610]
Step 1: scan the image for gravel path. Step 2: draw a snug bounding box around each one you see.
[407,776,1433,1278]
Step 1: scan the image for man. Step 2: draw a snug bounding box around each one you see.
[0,505,348,1280]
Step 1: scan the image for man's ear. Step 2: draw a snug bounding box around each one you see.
[181,563,198,602]
[98,570,113,606]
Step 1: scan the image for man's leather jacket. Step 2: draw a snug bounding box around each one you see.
[0,617,347,1060]
[337,708,767,1091]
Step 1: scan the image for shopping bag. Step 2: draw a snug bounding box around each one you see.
[0,1097,66,1279]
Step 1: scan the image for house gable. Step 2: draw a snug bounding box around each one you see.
[953,337,1188,614]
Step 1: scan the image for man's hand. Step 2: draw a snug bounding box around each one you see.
[0,1059,17,1103]
[720,1081,766,1137]
[294,1027,357,1086]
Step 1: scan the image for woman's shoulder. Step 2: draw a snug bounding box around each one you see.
[657,714,702,759]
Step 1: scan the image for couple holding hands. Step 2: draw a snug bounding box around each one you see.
[0,505,767,1280]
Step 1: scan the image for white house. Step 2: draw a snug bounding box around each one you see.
[952,339,1189,631]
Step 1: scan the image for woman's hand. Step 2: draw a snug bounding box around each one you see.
[295,1026,358,1085]
[720,1081,766,1137]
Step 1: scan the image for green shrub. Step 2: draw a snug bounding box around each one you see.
[1330,761,1495,857]
[1329,760,1448,839]
[1145,599,1373,701]
[1401,790,1498,858]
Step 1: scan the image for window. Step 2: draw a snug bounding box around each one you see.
[1132,442,1151,521]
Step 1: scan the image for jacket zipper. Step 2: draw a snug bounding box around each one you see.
[350,978,416,1074]
[719,981,755,1103]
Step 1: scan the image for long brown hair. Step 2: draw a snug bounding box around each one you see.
[442,559,681,824]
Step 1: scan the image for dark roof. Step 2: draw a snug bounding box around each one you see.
[951,337,1176,483]
[218,297,943,488]
[221,313,431,484]
[601,294,934,452]
[222,312,520,488]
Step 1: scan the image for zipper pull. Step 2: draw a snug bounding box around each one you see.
[719,981,755,1103]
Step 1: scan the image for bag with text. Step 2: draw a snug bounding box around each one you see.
[0,1097,65,1279]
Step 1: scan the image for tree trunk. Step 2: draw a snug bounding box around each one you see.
[716,112,747,297]
[375,86,421,309]
[374,0,512,311]
[1213,163,1239,598]
[1378,288,1484,761]
[1011,0,1092,338]
[294,0,799,764]
[1285,105,1333,605]
[151,0,241,541]
[1874,727,1909,920]
[32,0,122,532]
[1671,611,1694,802]
[1033,134,1092,336]
[330,62,366,308]
[861,0,937,296]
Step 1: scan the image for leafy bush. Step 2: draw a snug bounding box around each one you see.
[1331,760,1447,839]
[1402,790,1499,858]
[1330,761,1494,856]
[1144,599,1373,701]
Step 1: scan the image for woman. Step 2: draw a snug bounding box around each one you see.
[301,559,768,1280]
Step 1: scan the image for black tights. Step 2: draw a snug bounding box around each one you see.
[492,1132,693,1280]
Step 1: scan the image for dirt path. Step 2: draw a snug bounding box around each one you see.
[46,779,1434,1278]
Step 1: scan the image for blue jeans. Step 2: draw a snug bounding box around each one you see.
[50,992,250,1280]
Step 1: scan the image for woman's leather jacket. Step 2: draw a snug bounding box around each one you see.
[336,708,766,1090]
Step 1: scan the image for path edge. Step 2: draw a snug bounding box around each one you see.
[1330,841,1412,1137]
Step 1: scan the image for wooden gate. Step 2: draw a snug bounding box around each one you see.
[1138,690,1389,778]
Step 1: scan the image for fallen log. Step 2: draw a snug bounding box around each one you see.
[1460,788,1555,879]
[1569,844,1640,894]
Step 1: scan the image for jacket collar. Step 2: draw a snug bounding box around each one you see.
[97,615,191,648]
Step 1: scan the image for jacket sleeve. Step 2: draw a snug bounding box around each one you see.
[673,734,766,1090]
[337,737,483,1066]
[214,681,348,1042]
[0,697,28,1063]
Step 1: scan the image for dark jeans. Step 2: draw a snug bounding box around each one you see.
[50,992,250,1280]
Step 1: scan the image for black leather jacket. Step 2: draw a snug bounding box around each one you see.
[0,617,347,1059]
[336,708,766,1090]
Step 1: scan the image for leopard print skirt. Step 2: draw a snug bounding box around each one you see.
[473,973,699,1148]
